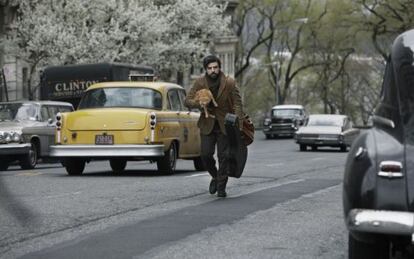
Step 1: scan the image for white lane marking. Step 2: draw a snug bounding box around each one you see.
[266,163,283,167]
[185,173,209,178]
[230,179,305,198]
[18,172,44,176]
[311,157,325,161]
[43,191,82,199]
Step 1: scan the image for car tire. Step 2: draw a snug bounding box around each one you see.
[340,145,347,152]
[0,160,9,171]
[157,142,177,174]
[348,234,390,259]
[193,157,205,171]
[300,144,307,151]
[110,159,127,173]
[20,142,38,170]
[64,158,85,176]
[265,134,271,139]
[311,145,317,151]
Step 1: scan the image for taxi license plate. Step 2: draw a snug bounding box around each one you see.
[95,135,114,145]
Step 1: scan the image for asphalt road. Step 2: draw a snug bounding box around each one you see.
[0,132,349,259]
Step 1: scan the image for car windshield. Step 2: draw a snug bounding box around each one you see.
[0,103,38,122]
[272,109,302,117]
[78,87,163,110]
[307,116,343,127]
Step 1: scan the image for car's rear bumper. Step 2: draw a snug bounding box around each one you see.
[49,144,164,157]
[347,209,414,240]
[0,143,31,155]
[296,138,343,146]
[263,126,296,135]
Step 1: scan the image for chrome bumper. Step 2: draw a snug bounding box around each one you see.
[49,144,165,157]
[296,138,342,146]
[347,209,414,243]
[0,143,31,155]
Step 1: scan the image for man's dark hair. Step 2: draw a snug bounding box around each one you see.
[203,55,221,69]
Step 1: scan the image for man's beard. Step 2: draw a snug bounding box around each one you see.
[207,72,219,79]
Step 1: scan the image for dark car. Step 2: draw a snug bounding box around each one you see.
[343,29,414,258]
[262,104,307,138]
[0,101,73,171]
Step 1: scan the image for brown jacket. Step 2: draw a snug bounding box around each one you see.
[185,72,244,135]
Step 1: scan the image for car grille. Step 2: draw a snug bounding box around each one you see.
[272,118,293,124]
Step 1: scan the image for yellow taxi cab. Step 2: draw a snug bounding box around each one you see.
[49,81,203,175]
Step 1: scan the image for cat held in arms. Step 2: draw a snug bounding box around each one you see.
[194,89,218,118]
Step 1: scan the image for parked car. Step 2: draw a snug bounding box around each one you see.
[294,114,359,152]
[343,29,414,258]
[262,104,307,139]
[49,81,204,175]
[0,100,74,171]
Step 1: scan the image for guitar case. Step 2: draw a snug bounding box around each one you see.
[224,113,248,178]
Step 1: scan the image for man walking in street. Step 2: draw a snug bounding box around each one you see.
[185,55,244,198]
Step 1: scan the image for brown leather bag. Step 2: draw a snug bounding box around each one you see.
[241,114,254,146]
[227,88,254,146]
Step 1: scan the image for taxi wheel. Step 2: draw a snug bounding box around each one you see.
[20,142,38,170]
[110,159,127,173]
[65,158,85,176]
[0,161,9,171]
[193,157,205,171]
[157,142,177,174]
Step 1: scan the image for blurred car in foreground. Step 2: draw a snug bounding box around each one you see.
[49,81,203,175]
[0,101,74,170]
[294,114,359,152]
[343,29,414,258]
[262,104,307,139]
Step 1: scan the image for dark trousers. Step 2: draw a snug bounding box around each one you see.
[200,129,229,191]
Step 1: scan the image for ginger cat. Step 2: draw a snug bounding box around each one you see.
[195,89,218,118]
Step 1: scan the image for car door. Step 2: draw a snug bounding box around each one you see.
[167,88,194,158]
[177,89,200,157]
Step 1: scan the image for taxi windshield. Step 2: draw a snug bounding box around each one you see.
[78,87,162,110]
[0,103,38,121]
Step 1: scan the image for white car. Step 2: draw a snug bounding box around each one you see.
[0,101,73,170]
[294,114,359,152]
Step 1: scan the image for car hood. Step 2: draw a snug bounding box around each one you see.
[65,108,149,131]
[0,120,39,132]
[297,126,342,135]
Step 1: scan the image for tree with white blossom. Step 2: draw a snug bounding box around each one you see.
[2,0,230,94]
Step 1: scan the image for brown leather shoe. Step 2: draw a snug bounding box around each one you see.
[209,178,217,194]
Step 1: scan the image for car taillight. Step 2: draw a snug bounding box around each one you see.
[150,112,156,142]
[378,161,403,178]
[56,113,62,144]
